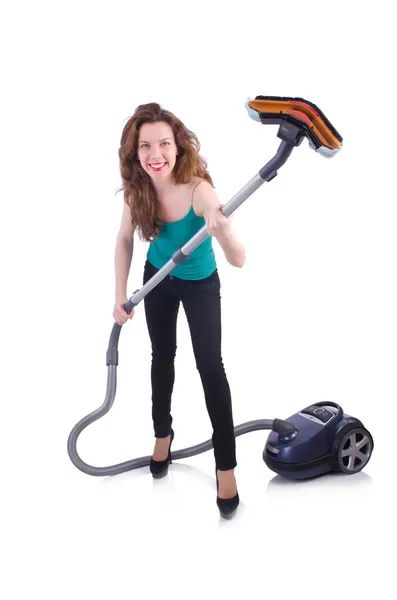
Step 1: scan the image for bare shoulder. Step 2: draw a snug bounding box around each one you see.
[191,178,219,217]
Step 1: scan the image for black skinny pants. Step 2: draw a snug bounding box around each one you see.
[143,259,237,471]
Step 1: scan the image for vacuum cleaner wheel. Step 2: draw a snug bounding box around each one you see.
[335,427,373,474]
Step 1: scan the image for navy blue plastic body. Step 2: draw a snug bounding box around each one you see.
[263,403,363,480]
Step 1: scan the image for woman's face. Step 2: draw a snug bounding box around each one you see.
[137,121,179,182]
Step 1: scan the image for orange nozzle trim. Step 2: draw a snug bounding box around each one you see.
[247,98,341,150]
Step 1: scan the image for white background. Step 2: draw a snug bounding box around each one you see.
[1,0,396,598]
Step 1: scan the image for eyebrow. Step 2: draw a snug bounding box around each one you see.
[139,137,171,143]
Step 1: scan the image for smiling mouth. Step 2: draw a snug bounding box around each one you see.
[149,162,167,171]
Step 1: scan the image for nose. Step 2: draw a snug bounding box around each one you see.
[149,143,165,156]
[150,150,165,161]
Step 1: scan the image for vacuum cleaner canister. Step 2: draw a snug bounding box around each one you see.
[263,401,374,480]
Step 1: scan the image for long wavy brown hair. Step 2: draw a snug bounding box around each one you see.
[116,102,214,242]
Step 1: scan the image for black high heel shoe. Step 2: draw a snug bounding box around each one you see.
[215,468,240,519]
[150,429,174,478]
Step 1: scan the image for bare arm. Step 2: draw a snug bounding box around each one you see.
[193,181,246,267]
[115,200,135,299]
[115,236,134,299]
[213,227,246,268]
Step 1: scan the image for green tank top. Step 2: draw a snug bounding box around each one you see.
[147,191,217,280]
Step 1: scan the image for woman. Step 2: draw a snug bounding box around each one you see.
[113,102,246,518]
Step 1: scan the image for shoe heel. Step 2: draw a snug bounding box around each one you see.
[168,428,175,464]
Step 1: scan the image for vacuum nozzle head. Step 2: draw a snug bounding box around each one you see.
[245,95,343,158]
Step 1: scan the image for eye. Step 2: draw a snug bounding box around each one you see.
[140,141,170,149]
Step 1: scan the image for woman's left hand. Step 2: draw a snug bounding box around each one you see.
[204,204,233,238]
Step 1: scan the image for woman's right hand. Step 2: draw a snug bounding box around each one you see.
[113,296,135,325]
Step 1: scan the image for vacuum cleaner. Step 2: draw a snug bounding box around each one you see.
[67,95,374,480]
